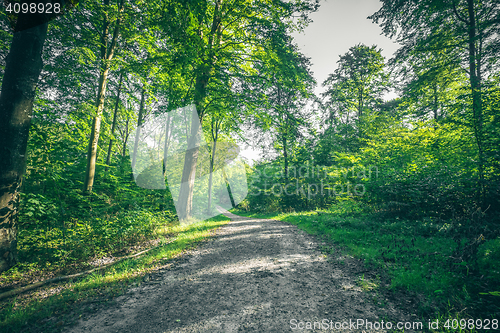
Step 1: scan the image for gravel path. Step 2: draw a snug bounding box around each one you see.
[66,210,417,332]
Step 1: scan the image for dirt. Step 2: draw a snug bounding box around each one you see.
[64,210,420,332]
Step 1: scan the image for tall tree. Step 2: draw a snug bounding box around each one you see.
[0,0,78,272]
[83,0,125,193]
[131,86,146,170]
[161,0,319,220]
[264,37,315,184]
[322,44,389,138]
[369,0,500,204]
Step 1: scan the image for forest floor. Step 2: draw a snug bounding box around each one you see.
[63,209,422,332]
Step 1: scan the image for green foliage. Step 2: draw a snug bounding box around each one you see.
[321,44,389,141]
[1,0,499,324]
[5,110,179,276]
[478,239,500,281]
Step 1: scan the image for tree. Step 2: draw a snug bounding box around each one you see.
[396,50,466,122]
[320,44,389,155]
[160,0,319,220]
[130,86,147,170]
[369,0,500,205]
[105,71,124,171]
[204,97,242,215]
[0,16,48,273]
[83,0,125,193]
[263,37,315,185]
[322,44,389,137]
[0,0,78,272]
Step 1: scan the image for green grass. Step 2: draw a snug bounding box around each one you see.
[231,204,500,330]
[0,214,229,333]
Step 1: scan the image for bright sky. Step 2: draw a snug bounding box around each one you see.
[240,0,401,164]
[291,0,401,95]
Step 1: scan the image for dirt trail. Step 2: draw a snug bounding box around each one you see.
[66,211,417,332]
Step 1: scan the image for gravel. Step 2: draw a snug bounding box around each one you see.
[66,210,417,333]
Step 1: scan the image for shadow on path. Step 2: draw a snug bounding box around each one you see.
[67,210,416,333]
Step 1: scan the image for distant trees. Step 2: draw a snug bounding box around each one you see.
[323,44,388,122]
[244,0,500,224]
[162,0,319,220]
[261,34,316,183]
[396,50,466,122]
[3,0,497,275]
[320,44,389,152]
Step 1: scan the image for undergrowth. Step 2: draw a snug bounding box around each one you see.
[0,214,229,333]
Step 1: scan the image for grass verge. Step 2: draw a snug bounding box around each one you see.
[0,214,229,333]
[231,206,500,332]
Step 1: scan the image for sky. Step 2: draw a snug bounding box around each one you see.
[240,0,401,164]
[291,0,401,96]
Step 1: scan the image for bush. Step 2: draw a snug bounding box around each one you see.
[478,238,500,281]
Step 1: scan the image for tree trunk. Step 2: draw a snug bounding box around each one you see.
[206,115,221,215]
[222,167,236,208]
[432,82,439,121]
[357,89,364,137]
[0,17,48,272]
[358,90,363,119]
[207,139,217,215]
[131,88,146,170]
[162,112,172,177]
[466,0,484,205]
[177,0,222,220]
[105,72,123,171]
[82,0,124,192]
[122,115,129,157]
[345,110,349,152]
[176,105,203,220]
[283,132,288,183]
[83,73,109,192]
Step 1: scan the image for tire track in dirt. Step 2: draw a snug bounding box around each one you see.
[66,210,418,332]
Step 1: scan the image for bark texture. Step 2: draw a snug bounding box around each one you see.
[176,108,203,220]
[0,17,48,272]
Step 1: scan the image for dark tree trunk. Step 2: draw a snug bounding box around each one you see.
[283,135,288,183]
[466,0,484,205]
[222,167,236,208]
[0,18,48,272]
[131,88,146,170]
[122,116,130,157]
[105,72,123,171]
[207,117,220,215]
[162,112,172,177]
[432,82,439,121]
[207,139,217,215]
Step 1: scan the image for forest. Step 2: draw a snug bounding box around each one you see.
[0,0,499,331]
